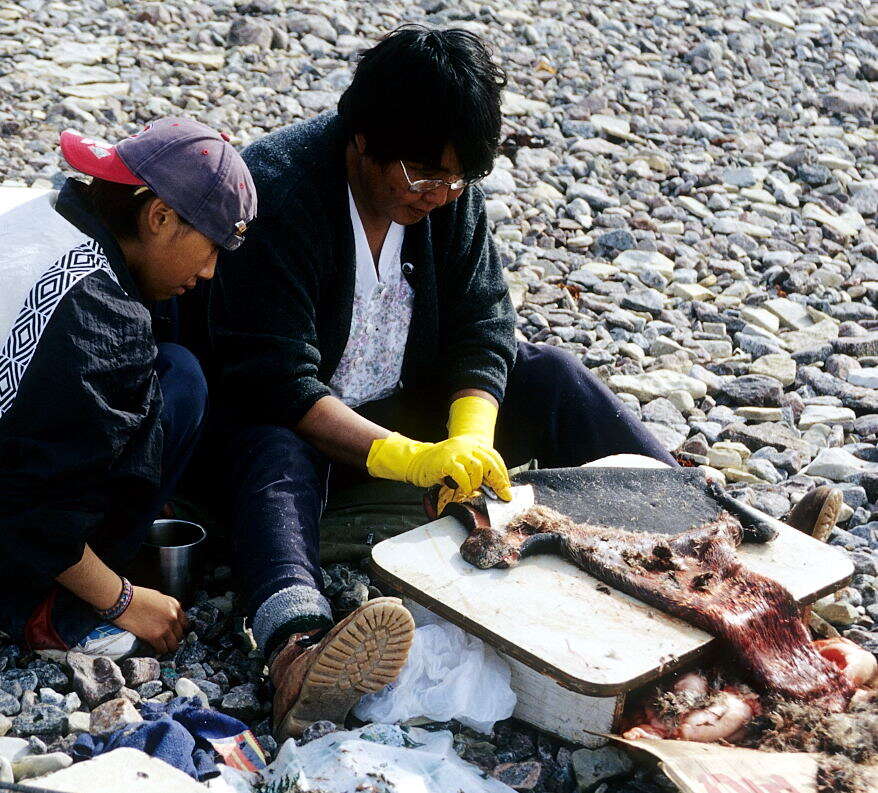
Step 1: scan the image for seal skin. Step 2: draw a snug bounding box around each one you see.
[457,502,853,710]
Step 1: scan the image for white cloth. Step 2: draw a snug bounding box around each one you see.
[328,188,414,408]
[0,186,115,420]
[0,188,86,345]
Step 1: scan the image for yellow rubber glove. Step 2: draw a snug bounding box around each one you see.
[366,433,431,483]
[447,395,498,443]
[437,396,513,513]
[367,432,511,499]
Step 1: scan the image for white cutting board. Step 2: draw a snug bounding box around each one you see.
[371,512,854,695]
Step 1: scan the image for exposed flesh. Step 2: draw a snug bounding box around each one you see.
[814,637,878,688]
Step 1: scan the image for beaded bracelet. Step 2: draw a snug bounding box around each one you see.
[95,576,133,621]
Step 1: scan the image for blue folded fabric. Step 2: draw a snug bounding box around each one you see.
[72,697,251,781]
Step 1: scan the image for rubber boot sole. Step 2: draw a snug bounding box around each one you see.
[275,597,414,740]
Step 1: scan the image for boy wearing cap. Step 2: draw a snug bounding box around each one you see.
[211,27,674,738]
[0,117,256,660]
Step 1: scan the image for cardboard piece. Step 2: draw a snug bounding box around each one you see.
[612,737,878,793]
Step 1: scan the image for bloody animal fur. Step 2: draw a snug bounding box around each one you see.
[815,756,870,793]
[460,504,853,707]
[750,699,878,763]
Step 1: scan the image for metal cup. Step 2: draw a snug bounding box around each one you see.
[131,519,207,602]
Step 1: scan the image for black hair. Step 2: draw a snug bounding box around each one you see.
[338,25,507,182]
[84,178,191,240]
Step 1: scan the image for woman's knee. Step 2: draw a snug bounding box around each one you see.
[225,424,328,491]
[511,341,584,393]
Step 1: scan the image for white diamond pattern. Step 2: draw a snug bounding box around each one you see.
[0,239,116,418]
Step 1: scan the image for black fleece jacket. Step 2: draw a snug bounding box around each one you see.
[210,112,516,429]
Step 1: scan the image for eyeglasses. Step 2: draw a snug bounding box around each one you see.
[398,160,482,194]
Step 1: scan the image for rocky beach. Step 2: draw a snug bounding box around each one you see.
[2,0,878,790]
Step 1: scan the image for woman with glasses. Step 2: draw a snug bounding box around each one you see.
[209,26,675,740]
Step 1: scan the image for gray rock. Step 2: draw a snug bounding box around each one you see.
[89,697,142,735]
[175,637,208,668]
[0,692,19,717]
[850,188,878,217]
[816,601,859,627]
[571,746,633,792]
[746,458,783,484]
[833,333,878,358]
[805,448,878,481]
[120,658,160,688]
[643,422,687,452]
[826,354,863,380]
[621,288,664,315]
[68,654,124,709]
[220,683,261,722]
[735,332,784,358]
[722,166,765,188]
[797,163,831,187]
[26,662,68,691]
[821,88,875,117]
[641,398,687,428]
[62,693,80,714]
[718,422,815,455]
[719,375,784,407]
[482,168,515,195]
[175,678,208,708]
[854,415,878,437]
[594,229,635,254]
[228,17,274,48]
[300,720,338,744]
[11,751,72,780]
[566,184,619,210]
[686,41,722,64]
[0,671,38,699]
[798,367,878,414]
[748,490,791,518]
[492,761,542,790]
[137,681,163,699]
[37,688,63,708]
[851,550,878,577]
[191,679,222,705]
[12,705,67,736]
[751,446,809,475]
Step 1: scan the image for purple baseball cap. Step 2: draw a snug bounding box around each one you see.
[60,117,257,250]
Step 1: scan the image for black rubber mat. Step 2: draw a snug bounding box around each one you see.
[512,467,724,535]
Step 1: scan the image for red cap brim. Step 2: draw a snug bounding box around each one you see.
[60,130,144,186]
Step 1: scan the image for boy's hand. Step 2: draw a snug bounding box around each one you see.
[114,586,188,655]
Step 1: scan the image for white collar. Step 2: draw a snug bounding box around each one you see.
[347,186,404,290]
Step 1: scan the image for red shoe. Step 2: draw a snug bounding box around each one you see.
[26,588,138,662]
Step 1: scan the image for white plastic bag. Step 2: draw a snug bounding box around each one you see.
[217,724,517,793]
[353,612,516,734]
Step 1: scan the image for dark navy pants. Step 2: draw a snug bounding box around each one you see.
[6,343,208,646]
[219,342,675,654]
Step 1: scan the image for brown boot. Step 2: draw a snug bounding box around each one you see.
[786,486,843,542]
[270,597,414,741]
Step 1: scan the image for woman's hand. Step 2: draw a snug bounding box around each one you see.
[113,586,188,655]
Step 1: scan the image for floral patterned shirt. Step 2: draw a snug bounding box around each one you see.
[327,188,414,408]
